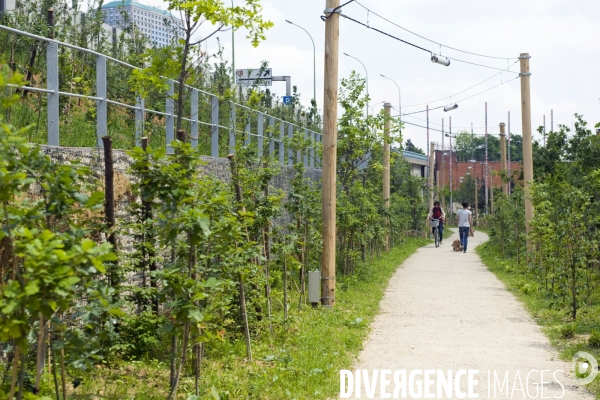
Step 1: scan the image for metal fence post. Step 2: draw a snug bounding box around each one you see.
[316,134,321,167]
[46,41,59,146]
[96,55,107,147]
[166,81,174,154]
[279,121,285,164]
[269,117,275,159]
[244,120,251,146]
[134,95,144,146]
[191,89,198,148]
[303,128,308,167]
[257,112,264,158]
[288,124,293,166]
[229,103,236,154]
[310,130,315,168]
[211,95,219,157]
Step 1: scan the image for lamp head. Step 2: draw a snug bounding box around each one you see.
[285,20,293,24]
[444,104,458,112]
[343,52,350,57]
[431,55,451,66]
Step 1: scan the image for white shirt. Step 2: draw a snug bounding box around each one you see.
[457,208,472,227]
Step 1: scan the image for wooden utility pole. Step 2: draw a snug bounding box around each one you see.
[429,142,435,210]
[441,119,445,210]
[474,178,479,226]
[383,102,391,251]
[499,123,508,195]
[441,156,446,210]
[490,178,495,215]
[519,53,534,246]
[320,0,340,308]
[436,170,440,200]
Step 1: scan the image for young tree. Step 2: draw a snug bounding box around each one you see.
[131,0,273,136]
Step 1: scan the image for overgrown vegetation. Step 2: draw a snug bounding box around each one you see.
[480,113,600,395]
[0,6,432,396]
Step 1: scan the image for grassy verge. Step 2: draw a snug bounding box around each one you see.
[73,237,429,399]
[476,242,600,397]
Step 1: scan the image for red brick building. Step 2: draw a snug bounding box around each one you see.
[433,150,522,191]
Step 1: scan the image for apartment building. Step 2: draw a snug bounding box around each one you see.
[101,0,184,47]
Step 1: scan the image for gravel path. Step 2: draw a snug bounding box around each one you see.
[345,229,594,399]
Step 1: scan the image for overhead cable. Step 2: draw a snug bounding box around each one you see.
[401,61,519,109]
[340,11,519,73]
[339,13,433,55]
[354,1,517,60]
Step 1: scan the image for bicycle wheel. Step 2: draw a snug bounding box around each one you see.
[434,228,439,248]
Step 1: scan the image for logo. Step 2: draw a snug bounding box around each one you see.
[572,351,598,385]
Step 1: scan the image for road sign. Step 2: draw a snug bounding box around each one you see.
[282,96,293,105]
[236,68,272,86]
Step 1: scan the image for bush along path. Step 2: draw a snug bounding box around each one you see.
[69,238,427,399]
[348,229,593,399]
[0,59,429,398]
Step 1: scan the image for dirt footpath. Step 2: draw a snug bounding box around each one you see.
[345,229,594,399]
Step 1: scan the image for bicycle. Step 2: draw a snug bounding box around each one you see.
[430,219,440,248]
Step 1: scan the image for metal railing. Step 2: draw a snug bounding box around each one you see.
[0,24,322,168]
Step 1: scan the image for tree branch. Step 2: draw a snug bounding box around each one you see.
[190,24,225,46]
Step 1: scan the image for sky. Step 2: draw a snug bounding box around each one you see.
[123,0,600,153]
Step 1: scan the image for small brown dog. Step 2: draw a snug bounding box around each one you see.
[452,239,463,252]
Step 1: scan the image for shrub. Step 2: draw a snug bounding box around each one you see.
[588,331,600,347]
[559,323,576,339]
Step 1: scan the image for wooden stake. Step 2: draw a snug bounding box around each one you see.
[320,0,340,308]
[383,102,391,251]
[499,123,508,195]
[227,154,253,361]
[519,53,534,247]
[102,136,118,288]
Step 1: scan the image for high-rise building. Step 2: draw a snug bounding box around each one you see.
[101,0,184,47]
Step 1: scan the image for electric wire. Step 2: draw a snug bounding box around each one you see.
[453,75,519,103]
[402,61,518,108]
[339,13,433,55]
[354,1,517,60]
[392,74,520,119]
[445,57,519,73]
[340,11,519,74]
[402,114,486,131]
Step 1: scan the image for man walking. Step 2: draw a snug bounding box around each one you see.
[457,201,473,253]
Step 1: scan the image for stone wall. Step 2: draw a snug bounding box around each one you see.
[39,145,322,241]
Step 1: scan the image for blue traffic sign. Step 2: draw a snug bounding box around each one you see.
[282,96,293,105]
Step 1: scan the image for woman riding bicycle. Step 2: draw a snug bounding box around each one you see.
[428,200,446,244]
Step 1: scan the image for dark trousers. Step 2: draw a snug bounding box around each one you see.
[432,221,444,242]
[459,227,470,251]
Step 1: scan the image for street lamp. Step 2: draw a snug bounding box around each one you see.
[286,20,316,107]
[444,104,458,112]
[369,100,386,116]
[380,74,401,131]
[431,55,451,66]
[231,1,235,83]
[344,52,369,119]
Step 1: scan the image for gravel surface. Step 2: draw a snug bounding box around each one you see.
[344,229,594,399]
